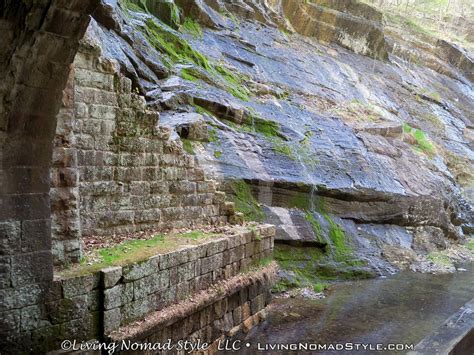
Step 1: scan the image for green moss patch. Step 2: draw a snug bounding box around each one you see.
[305,212,324,244]
[466,238,474,251]
[214,65,251,101]
[141,16,251,101]
[182,138,195,154]
[144,18,212,70]
[229,180,265,222]
[180,17,203,38]
[273,244,372,292]
[322,212,351,260]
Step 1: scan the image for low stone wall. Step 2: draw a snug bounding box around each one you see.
[102,225,274,333]
[109,264,277,354]
[27,225,275,353]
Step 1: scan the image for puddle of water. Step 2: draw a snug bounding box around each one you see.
[243,263,474,354]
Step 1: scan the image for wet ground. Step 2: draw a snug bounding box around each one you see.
[241,263,474,354]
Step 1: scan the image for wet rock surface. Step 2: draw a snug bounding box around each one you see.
[88,0,473,274]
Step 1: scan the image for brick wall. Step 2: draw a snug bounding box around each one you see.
[51,42,235,265]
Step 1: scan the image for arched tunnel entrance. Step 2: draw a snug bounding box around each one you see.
[0,1,98,351]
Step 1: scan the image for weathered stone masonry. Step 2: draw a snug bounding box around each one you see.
[28,225,275,352]
[51,42,236,265]
[0,1,99,353]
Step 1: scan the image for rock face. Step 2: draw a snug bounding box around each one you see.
[54,0,474,272]
[281,0,388,59]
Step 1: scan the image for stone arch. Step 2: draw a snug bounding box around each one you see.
[0,1,98,351]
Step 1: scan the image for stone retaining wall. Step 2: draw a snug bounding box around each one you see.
[51,40,236,265]
[102,225,274,333]
[109,264,277,354]
[25,225,274,352]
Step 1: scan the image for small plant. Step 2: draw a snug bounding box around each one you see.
[214,150,222,158]
[403,123,436,157]
[143,18,251,101]
[313,282,328,293]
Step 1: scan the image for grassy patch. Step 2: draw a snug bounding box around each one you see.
[289,193,310,210]
[229,180,265,222]
[422,113,444,130]
[443,150,474,187]
[403,123,436,157]
[252,117,281,138]
[214,150,222,158]
[273,244,370,292]
[313,282,328,293]
[244,118,317,167]
[273,244,325,291]
[59,231,218,278]
[330,99,384,123]
[427,251,452,266]
[180,68,200,82]
[208,127,220,144]
[98,234,166,266]
[122,0,146,13]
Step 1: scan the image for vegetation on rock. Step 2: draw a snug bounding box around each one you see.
[60,231,218,277]
[229,180,265,222]
[403,123,436,157]
[180,17,203,38]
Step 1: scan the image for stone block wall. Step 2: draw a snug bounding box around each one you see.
[51,42,235,265]
[19,226,274,352]
[109,264,277,354]
[102,225,274,334]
